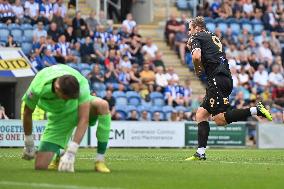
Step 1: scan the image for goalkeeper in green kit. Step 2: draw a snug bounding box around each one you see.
[22,64,111,173]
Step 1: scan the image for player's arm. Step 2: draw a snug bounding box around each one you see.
[73,101,90,144]
[189,36,204,77]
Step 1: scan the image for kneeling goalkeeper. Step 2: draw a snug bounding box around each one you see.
[22,64,111,173]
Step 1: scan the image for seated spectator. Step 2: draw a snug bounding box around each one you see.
[129,38,143,64]
[53,0,67,18]
[85,10,99,34]
[33,21,47,42]
[130,26,142,44]
[107,37,119,51]
[118,67,130,86]
[218,0,233,19]
[104,62,119,84]
[140,110,149,121]
[127,110,139,121]
[269,64,284,88]
[32,36,46,56]
[253,64,269,92]
[51,9,65,33]
[122,13,136,34]
[104,49,119,68]
[175,25,188,64]
[129,63,141,92]
[103,90,116,117]
[153,51,165,70]
[248,53,260,71]
[230,66,239,88]
[140,63,155,86]
[155,66,168,90]
[119,38,131,58]
[94,36,109,64]
[64,26,76,43]
[141,37,158,60]
[54,34,76,63]
[72,11,89,39]
[164,79,183,107]
[88,64,104,84]
[165,13,180,49]
[5,35,19,47]
[238,66,250,86]
[226,43,239,59]
[0,0,15,24]
[42,48,57,67]
[269,32,282,56]
[184,79,192,107]
[98,10,110,30]
[258,41,273,66]
[39,0,53,25]
[24,0,39,25]
[165,66,179,83]
[243,0,254,18]
[0,105,9,119]
[119,54,132,70]
[80,36,96,63]
[47,22,61,43]
[12,0,24,24]
[210,0,221,18]
[152,112,163,121]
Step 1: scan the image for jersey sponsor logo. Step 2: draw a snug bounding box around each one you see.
[0,58,30,70]
[27,91,34,100]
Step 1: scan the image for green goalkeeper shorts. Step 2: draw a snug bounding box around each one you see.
[38,141,62,153]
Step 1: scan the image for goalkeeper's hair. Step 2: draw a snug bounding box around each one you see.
[58,75,80,99]
[191,16,206,29]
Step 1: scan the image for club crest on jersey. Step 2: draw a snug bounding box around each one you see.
[28,91,34,99]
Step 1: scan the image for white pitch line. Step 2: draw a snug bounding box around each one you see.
[206,160,284,166]
[0,181,122,189]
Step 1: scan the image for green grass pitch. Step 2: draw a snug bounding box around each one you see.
[0,148,284,189]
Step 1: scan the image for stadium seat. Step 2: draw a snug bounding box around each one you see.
[23,29,34,42]
[253,24,264,35]
[11,29,23,43]
[115,106,128,120]
[21,24,33,30]
[162,105,174,121]
[151,106,165,120]
[7,23,20,30]
[92,82,106,92]
[242,23,253,32]
[0,23,7,29]
[226,18,238,24]
[204,17,214,23]
[80,68,91,77]
[0,28,10,42]
[126,105,139,118]
[126,91,141,106]
[175,106,187,112]
[214,17,225,24]
[113,91,127,106]
[78,63,91,70]
[21,42,32,55]
[206,22,216,33]
[150,92,164,107]
[176,0,188,10]
[230,23,241,35]
[239,18,250,24]
[95,90,106,98]
[218,22,228,34]
[137,105,152,120]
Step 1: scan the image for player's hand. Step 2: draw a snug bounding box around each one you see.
[58,141,79,173]
[22,135,35,160]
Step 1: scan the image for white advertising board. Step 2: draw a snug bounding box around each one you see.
[257,123,284,149]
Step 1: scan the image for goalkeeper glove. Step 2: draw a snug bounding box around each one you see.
[22,135,35,160]
[58,141,79,172]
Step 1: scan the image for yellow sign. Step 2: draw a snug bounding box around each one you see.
[0,58,30,70]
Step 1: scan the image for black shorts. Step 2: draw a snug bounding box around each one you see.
[201,74,233,116]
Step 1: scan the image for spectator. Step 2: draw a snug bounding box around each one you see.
[104,49,119,68]
[64,26,76,43]
[218,0,233,19]
[104,62,119,84]
[140,63,155,86]
[231,66,239,88]
[269,64,284,88]
[87,65,104,86]
[32,36,46,56]
[248,52,260,71]
[258,41,273,66]
[129,63,141,92]
[122,13,136,33]
[130,26,142,43]
[5,35,19,47]
[0,0,15,24]
[42,48,57,67]
[269,32,282,55]
[155,66,168,90]
[210,0,221,18]
[72,11,89,38]
[164,79,180,107]
[129,38,143,64]
[12,0,24,24]
[165,66,179,83]
[127,110,139,121]
[51,8,65,32]
[226,43,239,59]
[238,66,250,86]
[94,36,109,64]
[33,21,47,42]
[53,0,67,18]
[0,105,9,119]
[141,37,158,60]
[152,112,162,121]
[165,13,180,49]
[55,34,76,63]
[119,54,132,70]
[175,25,188,64]
[80,36,96,63]
[47,22,61,42]
[39,0,53,25]
[103,90,116,117]
[140,110,149,121]
[184,79,193,107]
[118,67,130,86]
[85,10,99,34]
[243,0,254,18]
[153,51,165,70]
[98,11,110,30]
[253,64,269,92]
[263,5,277,31]
[24,0,39,25]
[119,38,131,58]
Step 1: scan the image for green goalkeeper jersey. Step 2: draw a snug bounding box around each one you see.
[22,64,93,147]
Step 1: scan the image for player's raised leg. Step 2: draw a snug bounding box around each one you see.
[185,107,210,161]
[90,98,111,173]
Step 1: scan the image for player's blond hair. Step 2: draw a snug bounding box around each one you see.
[191,16,206,29]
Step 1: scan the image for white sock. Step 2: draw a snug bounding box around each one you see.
[96,153,105,161]
[250,107,257,115]
[197,147,206,155]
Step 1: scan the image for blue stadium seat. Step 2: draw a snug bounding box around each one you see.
[8,23,20,30]
[22,24,33,30]
[21,42,32,55]
[175,106,187,112]
[151,106,165,120]
[214,17,225,24]
[0,28,10,42]
[23,29,34,42]
[11,29,23,43]
[92,82,106,91]
[94,90,106,98]
[218,22,228,34]
[0,23,7,29]
[113,91,126,98]
[230,23,241,35]
[253,23,264,35]
[239,18,250,24]
[176,0,188,10]
[113,91,127,106]
[78,63,92,70]
[206,22,216,33]
[226,18,238,24]
[115,106,128,120]
[162,105,174,121]
[126,91,141,106]
[242,23,253,32]
[80,68,91,77]
[150,92,164,107]
[126,105,139,118]
[204,17,214,23]
[67,63,80,70]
